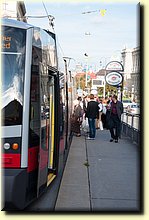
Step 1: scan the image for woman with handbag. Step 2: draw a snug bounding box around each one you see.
[71,98,83,137]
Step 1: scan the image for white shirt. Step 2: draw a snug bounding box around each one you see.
[98,103,103,112]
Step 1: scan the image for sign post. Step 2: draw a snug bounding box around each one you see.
[105,61,124,101]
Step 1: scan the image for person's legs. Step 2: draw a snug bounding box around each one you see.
[88,118,92,138]
[109,116,115,140]
[96,119,99,129]
[106,110,110,129]
[90,118,94,138]
[110,128,115,140]
[88,118,95,138]
[99,112,103,130]
[96,112,100,129]
[115,117,121,141]
[92,118,96,138]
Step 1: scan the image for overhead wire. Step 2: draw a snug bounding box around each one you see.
[2,2,106,60]
[41,1,65,56]
[42,1,49,17]
[3,7,106,20]
[41,1,55,28]
[57,38,65,57]
[82,10,99,14]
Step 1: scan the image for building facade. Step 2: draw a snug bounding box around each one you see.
[1,1,27,22]
[121,47,140,102]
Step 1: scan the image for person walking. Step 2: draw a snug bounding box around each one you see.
[109,95,123,143]
[105,95,112,129]
[71,97,83,137]
[102,97,108,128]
[82,95,88,114]
[85,94,99,140]
[96,99,103,130]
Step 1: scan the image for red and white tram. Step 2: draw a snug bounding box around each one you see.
[1,18,73,210]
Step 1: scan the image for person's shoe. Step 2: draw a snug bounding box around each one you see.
[110,139,114,142]
[87,137,94,140]
[115,139,118,143]
[76,134,81,137]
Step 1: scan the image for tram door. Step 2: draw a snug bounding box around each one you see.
[47,76,56,185]
[37,74,56,196]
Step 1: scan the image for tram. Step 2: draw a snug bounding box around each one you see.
[1,18,74,210]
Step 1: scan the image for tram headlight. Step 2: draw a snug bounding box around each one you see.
[4,143,11,150]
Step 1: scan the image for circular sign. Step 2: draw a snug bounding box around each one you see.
[105,61,124,71]
[105,71,123,86]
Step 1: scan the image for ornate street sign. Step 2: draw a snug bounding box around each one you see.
[105,61,124,71]
[105,71,123,86]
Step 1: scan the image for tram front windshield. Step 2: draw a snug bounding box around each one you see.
[1,26,26,126]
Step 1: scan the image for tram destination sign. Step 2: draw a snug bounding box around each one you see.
[2,26,26,53]
[105,71,123,86]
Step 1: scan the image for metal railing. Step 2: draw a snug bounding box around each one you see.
[121,112,140,144]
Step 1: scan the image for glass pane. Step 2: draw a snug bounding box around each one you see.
[1,26,26,126]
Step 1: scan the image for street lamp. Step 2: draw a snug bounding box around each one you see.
[63,56,76,68]
[84,53,89,87]
[63,56,76,80]
[63,56,77,101]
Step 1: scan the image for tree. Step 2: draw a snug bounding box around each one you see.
[75,74,86,90]
[105,84,117,96]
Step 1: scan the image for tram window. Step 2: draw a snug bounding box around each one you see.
[59,91,64,137]
[41,75,50,151]
[29,72,40,147]
[1,26,26,126]
[2,26,26,53]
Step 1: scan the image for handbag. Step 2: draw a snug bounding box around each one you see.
[102,106,107,115]
[82,119,89,132]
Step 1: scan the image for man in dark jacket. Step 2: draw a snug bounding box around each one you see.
[109,95,123,143]
[85,94,99,140]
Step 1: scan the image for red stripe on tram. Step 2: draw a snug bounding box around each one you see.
[27,146,39,173]
[2,153,21,168]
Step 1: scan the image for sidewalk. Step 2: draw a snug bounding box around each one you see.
[55,132,90,211]
[55,129,140,212]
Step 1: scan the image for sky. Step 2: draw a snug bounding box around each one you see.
[24,0,139,72]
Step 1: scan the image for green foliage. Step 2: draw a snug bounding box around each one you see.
[83,161,90,167]
[105,84,117,94]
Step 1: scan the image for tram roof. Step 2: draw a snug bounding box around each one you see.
[2,18,55,34]
[2,18,33,30]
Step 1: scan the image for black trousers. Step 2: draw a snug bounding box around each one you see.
[109,114,121,140]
